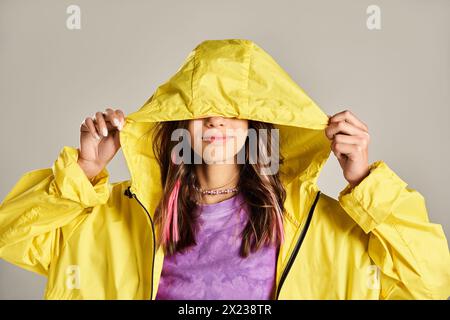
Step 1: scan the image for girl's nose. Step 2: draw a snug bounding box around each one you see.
[205,116,225,128]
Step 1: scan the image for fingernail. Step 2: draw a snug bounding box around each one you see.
[113,118,120,127]
[102,128,108,137]
[95,133,101,140]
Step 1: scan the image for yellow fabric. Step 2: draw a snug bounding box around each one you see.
[1,39,449,299]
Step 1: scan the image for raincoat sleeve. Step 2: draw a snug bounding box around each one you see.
[0,146,110,276]
[338,160,450,299]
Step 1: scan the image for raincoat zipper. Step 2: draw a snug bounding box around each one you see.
[124,186,156,300]
[275,190,321,300]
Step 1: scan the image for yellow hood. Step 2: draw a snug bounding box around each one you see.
[120,38,331,219]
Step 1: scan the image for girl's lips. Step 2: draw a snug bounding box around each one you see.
[202,136,234,143]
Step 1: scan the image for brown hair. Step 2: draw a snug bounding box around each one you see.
[152,120,286,258]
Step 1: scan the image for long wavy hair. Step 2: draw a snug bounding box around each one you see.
[152,119,286,258]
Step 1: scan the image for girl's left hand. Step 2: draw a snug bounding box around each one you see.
[325,110,371,188]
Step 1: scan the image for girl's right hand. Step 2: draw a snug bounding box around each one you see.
[77,108,126,180]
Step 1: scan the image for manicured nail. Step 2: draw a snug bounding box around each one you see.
[102,128,108,137]
[113,118,120,127]
[95,133,101,140]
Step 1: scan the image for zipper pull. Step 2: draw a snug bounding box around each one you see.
[124,186,134,198]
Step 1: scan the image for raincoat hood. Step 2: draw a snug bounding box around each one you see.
[120,39,331,218]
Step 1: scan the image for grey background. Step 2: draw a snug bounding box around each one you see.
[1,0,449,299]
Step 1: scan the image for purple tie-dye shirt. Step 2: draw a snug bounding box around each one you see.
[155,192,279,300]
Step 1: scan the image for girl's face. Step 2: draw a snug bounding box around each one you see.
[187,116,248,164]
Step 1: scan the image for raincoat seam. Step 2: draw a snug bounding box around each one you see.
[284,211,300,228]
[340,195,376,232]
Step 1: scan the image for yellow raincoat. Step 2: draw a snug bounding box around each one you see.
[1,39,449,300]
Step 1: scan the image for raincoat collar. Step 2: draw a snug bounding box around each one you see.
[119,39,331,224]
